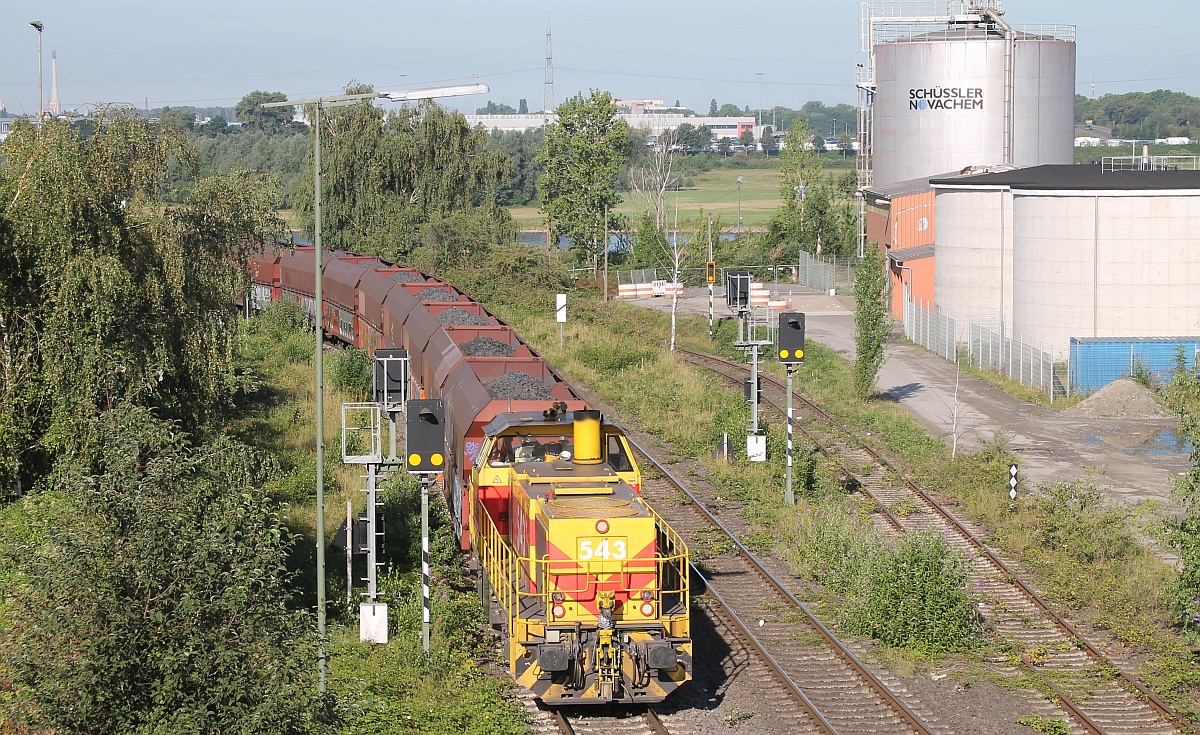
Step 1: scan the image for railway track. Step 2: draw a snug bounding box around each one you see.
[627,437,940,735]
[678,348,1189,735]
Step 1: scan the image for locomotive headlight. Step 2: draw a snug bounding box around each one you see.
[551,592,565,603]
[595,519,609,534]
[641,590,654,601]
[640,602,655,617]
[552,604,566,619]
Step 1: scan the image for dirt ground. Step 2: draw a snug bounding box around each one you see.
[625,287,1191,518]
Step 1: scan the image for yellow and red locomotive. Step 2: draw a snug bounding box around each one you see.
[250,246,692,704]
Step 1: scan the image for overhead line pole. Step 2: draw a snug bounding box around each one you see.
[262,82,487,695]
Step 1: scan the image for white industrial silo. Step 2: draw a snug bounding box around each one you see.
[858,1,1075,189]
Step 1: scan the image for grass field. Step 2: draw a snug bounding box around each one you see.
[509,166,785,230]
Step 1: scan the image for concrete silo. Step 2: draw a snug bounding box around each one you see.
[858,2,1075,190]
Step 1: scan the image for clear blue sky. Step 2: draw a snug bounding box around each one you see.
[1,1,1196,117]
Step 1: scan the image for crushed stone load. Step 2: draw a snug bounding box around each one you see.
[389,272,424,283]
[460,336,516,357]
[484,371,553,400]
[415,287,458,302]
[1064,378,1173,420]
[436,307,491,326]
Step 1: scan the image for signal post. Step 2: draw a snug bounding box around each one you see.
[777,313,805,506]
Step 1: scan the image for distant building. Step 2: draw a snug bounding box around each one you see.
[462,113,757,141]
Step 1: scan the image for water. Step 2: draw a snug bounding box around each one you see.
[1083,428,1195,455]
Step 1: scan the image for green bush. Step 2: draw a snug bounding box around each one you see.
[246,300,315,364]
[328,348,372,397]
[842,531,979,654]
[574,343,654,374]
[1027,481,1135,564]
[783,500,879,594]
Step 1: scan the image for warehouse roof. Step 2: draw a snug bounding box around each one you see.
[887,244,935,262]
[930,164,1200,191]
[864,171,963,200]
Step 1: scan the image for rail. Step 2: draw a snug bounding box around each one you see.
[623,432,937,735]
[678,348,1190,735]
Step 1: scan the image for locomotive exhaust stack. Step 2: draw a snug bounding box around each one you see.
[572,410,603,465]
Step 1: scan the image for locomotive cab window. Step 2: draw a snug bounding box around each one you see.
[606,435,632,472]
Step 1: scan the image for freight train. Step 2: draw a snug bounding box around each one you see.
[249,246,692,704]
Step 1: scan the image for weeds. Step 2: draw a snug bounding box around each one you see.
[1016,713,1071,734]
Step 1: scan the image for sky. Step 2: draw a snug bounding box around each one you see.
[1,0,1198,118]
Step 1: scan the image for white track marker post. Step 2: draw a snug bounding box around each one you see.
[556,293,567,349]
[346,500,353,603]
[785,365,795,506]
[427,475,436,653]
[708,217,714,342]
[1009,463,1018,509]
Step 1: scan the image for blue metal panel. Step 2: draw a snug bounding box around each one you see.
[1069,337,1200,394]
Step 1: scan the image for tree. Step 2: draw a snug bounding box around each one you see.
[837,131,853,157]
[1,405,320,733]
[738,129,755,148]
[485,128,545,206]
[1163,352,1200,632]
[853,245,891,398]
[717,137,732,156]
[234,90,294,132]
[157,105,195,131]
[519,98,529,114]
[293,85,510,260]
[0,112,284,494]
[778,118,824,203]
[537,90,631,270]
[717,103,744,117]
[202,114,229,135]
[629,132,678,232]
[709,98,719,116]
[760,125,777,156]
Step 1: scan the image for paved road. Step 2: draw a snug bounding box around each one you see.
[627,287,1189,508]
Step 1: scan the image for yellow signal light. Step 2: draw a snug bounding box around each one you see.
[796,349,804,359]
[408,453,421,466]
[431,453,444,466]
[779,349,789,359]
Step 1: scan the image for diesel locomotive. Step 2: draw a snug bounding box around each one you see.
[249,246,692,704]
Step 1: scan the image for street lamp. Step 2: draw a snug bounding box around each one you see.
[470,73,481,114]
[262,82,486,694]
[736,175,744,231]
[29,21,43,127]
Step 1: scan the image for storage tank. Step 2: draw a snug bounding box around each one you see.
[1012,190,1200,358]
[871,15,1075,188]
[930,183,1013,337]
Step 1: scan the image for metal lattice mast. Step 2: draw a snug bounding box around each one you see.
[544,14,554,121]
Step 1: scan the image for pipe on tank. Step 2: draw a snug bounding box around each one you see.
[979,6,1016,165]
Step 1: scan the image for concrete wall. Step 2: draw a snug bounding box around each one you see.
[1012,191,1200,357]
[932,186,1013,336]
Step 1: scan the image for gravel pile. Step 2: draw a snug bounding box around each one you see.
[415,287,457,302]
[389,272,424,283]
[1065,377,1173,419]
[460,336,515,357]
[436,307,491,326]
[484,371,553,400]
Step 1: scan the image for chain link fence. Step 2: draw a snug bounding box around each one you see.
[967,318,1065,398]
[616,256,857,292]
[902,295,957,362]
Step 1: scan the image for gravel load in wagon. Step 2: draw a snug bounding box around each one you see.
[415,287,457,302]
[460,336,516,357]
[436,307,491,326]
[389,272,424,283]
[484,371,553,400]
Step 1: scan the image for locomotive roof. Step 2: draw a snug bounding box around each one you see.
[483,409,605,436]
